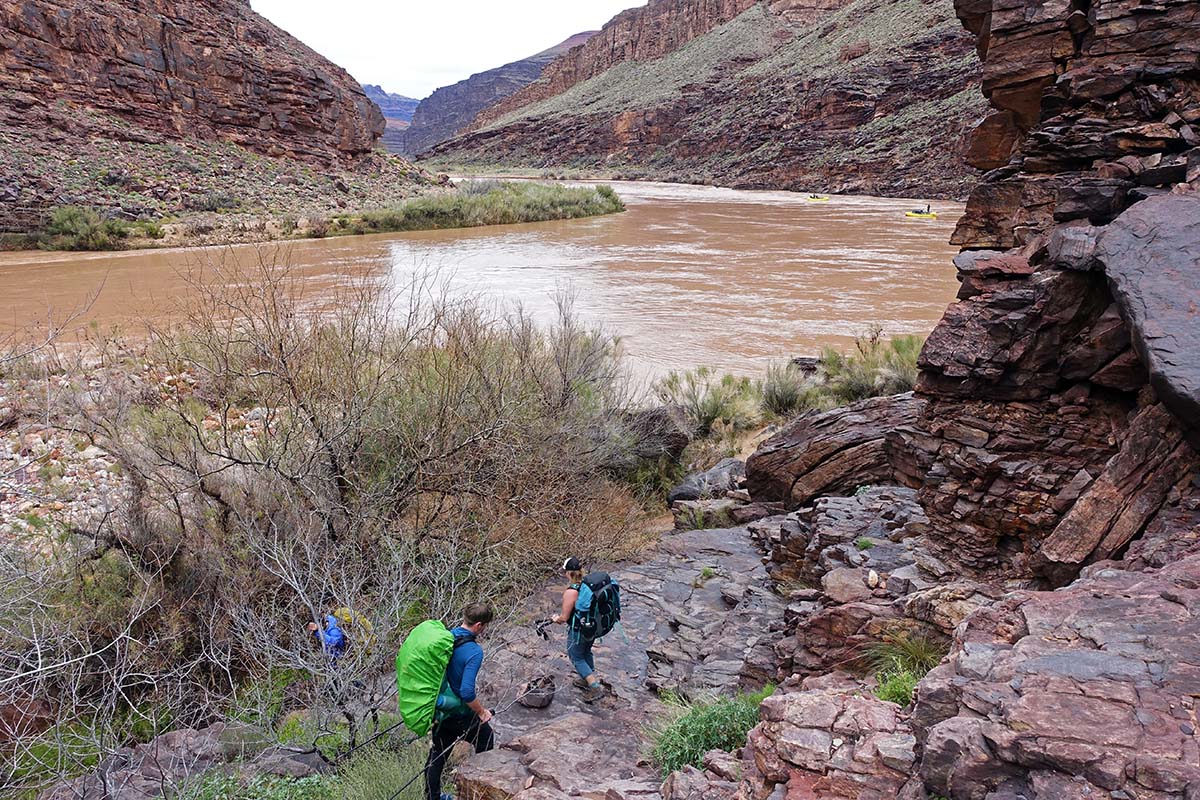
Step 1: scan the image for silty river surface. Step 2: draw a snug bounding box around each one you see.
[0,181,963,380]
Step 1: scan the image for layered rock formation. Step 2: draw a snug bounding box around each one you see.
[471,0,761,131]
[0,0,383,163]
[702,0,1200,795]
[0,0,430,240]
[362,83,418,153]
[400,32,596,156]
[425,0,986,198]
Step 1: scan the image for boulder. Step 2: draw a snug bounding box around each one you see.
[745,395,924,508]
[667,458,744,503]
[915,555,1200,798]
[1096,195,1200,446]
[40,723,274,800]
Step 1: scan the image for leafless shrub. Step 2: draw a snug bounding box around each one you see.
[1,254,651,795]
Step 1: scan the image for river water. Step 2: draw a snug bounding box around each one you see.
[0,181,962,379]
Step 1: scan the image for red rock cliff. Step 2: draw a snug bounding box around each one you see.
[473,0,761,130]
[0,0,384,164]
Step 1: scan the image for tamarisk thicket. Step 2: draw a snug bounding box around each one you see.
[0,259,660,795]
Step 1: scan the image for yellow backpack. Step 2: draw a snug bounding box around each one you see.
[333,607,376,654]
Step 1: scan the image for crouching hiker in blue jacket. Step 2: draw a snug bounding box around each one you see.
[306,613,348,662]
[425,603,496,800]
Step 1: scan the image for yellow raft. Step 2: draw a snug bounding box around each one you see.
[905,210,938,219]
[807,194,830,202]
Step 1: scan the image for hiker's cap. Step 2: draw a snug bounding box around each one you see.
[562,556,583,572]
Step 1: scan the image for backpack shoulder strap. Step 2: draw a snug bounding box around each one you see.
[452,632,476,649]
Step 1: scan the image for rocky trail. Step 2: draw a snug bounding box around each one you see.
[458,525,784,799]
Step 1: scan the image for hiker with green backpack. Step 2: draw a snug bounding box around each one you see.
[394,603,497,800]
[550,556,622,704]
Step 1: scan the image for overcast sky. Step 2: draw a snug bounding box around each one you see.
[250,1,646,100]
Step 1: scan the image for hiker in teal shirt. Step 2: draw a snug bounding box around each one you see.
[551,557,607,703]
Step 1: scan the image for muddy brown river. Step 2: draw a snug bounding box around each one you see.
[0,181,962,379]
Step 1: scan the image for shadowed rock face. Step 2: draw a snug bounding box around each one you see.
[0,0,384,164]
[722,0,1200,796]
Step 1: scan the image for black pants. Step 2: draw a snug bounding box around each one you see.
[424,714,495,800]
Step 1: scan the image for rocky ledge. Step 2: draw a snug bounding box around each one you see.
[454,525,784,799]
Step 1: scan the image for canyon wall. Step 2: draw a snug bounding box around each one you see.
[401,32,597,156]
[426,0,986,198]
[362,84,418,153]
[0,0,433,239]
[0,0,384,164]
[471,0,761,131]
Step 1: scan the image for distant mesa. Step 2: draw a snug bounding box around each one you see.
[397,31,599,156]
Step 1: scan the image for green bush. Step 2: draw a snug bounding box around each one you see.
[177,773,332,800]
[42,206,130,251]
[759,361,840,417]
[820,325,924,404]
[340,181,624,235]
[336,744,428,800]
[875,670,919,706]
[868,631,947,707]
[189,191,242,212]
[655,367,761,437]
[854,537,875,551]
[650,685,774,776]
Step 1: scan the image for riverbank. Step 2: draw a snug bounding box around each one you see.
[0,180,625,253]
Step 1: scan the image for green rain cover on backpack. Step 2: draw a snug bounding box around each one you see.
[394,620,455,737]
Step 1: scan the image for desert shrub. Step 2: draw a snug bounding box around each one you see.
[41,206,129,251]
[335,744,428,800]
[650,685,775,776]
[0,261,654,794]
[869,631,947,707]
[655,367,760,437]
[189,190,241,212]
[820,325,924,404]
[347,181,623,235]
[759,361,838,417]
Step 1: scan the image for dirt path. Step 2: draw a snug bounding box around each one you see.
[456,525,783,799]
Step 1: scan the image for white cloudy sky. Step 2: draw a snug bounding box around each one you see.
[250,1,646,100]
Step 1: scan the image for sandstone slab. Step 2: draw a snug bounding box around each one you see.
[1096,194,1200,445]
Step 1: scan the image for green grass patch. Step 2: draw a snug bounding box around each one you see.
[868,632,947,708]
[650,685,774,777]
[335,744,428,800]
[177,773,332,800]
[324,181,623,237]
[854,537,875,551]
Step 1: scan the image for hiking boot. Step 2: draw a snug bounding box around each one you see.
[571,676,590,690]
[581,683,608,704]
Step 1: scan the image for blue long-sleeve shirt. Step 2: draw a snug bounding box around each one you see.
[314,614,347,659]
[444,626,484,704]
